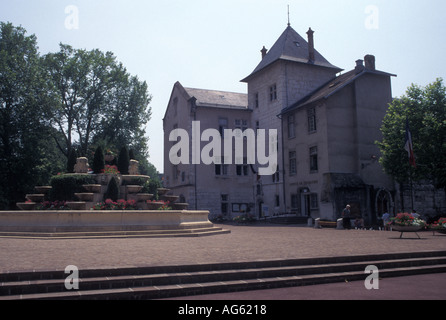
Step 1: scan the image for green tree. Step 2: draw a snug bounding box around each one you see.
[378,78,446,191]
[43,44,152,159]
[0,22,62,209]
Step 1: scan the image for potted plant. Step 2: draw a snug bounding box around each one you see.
[429,218,446,234]
[388,213,426,231]
[387,213,426,239]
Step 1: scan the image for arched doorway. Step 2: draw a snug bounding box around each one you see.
[375,188,394,222]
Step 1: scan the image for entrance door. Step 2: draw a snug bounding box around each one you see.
[375,189,393,223]
[301,194,311,217]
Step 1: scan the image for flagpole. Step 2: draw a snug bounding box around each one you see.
[405,117,416,211]
[409,165,414,211]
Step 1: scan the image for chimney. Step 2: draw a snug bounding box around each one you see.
[355,59,364,74]
[364,54,376,70]
[261,46,268,59]
[306,28,315,62]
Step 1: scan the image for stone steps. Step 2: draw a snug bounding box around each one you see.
[1,251,445,300]
[0,226,230,239]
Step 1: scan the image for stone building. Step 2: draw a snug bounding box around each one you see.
[280,55,396,225]
[163,82,255,217]
[163,24,401,224]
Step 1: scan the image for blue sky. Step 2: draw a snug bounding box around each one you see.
[1,0,446,172]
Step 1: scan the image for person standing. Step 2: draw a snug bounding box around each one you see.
[342,205,351,229]
[382,212,390,230]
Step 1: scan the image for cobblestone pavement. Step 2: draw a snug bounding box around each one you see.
[0,224,445,273]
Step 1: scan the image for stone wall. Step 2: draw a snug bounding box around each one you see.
[397,181,446,217]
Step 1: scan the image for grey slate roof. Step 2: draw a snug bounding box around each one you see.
[280,68,397,115]
[184,87,248,110]
[242,26,342,82]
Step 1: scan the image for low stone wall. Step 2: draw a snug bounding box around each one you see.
[0,210,212,233]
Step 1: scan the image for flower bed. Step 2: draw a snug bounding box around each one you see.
[147,200,172,210]
[93,199,137,210]
[101,165,120,175]
[36,201,71,211]
[429,218,446,234]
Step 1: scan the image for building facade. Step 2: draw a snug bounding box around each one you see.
[163,82,256,218]
[163,24,398,224]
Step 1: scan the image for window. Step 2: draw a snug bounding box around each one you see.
[236,158,249,176]
[173,165,179,180]
[232,203,248,213]
[308,107,316,133]
[255,93,259,108]
[219,118,228,136]
[310,146,318,172]
[275,195,280,207]
[173,97,178,116]
[235,119,248,131]
[288,114,295,139]
[310,193,319,209]
[215,157,228,176]
[256,184,262,196]
[272,165,279,182]
[269,84,277,101]
[221,194,229,215]
[291,194,299,210]
[289,151,297,176]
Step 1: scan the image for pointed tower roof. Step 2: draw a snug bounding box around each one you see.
[241,26,342,82]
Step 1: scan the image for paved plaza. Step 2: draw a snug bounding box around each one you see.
[0,223,445,274]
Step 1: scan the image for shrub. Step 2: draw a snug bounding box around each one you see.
[49,174,96,201]
[129,149,136,160]
[104,176,120,201]
[92,146,105,174]
[117,146,130,175]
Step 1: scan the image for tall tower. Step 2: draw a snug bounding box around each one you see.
[241,25,341,216]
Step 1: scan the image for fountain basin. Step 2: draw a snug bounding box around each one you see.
[16,202,37,211]
[82,184,102,193]
[0,210,213,233]
[137,194,153,201]
[162,195,180,202]
[26,194,45,202]
[126,185,143,193]
[35,186,52,194]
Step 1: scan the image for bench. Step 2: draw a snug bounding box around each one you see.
[315,218,337,228]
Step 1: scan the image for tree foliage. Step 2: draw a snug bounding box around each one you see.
[0,22,155,209]
[0,22,64,209]
[43,44,152,158]
[378,78,446,190]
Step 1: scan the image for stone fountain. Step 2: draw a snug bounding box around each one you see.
[3,158,228,238]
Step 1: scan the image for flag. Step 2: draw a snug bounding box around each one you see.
[404,119,416,168]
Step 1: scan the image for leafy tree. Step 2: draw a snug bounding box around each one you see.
[378,78,446,191]
[43,44,152,159]
[0,22,62,209]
